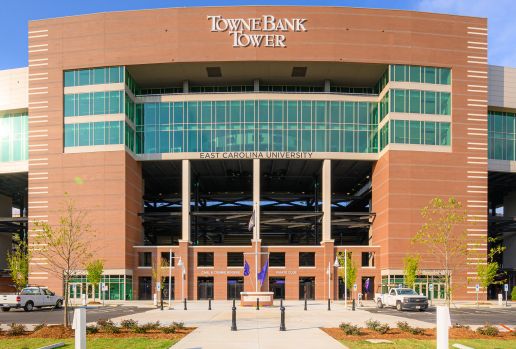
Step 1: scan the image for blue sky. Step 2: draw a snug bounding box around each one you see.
[1,0,515,69]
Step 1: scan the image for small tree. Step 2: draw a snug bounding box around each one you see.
[403,255,420,289]
[33,199,94,327]
[337,251,357,299]
[86,259,104,303]
[6,234,30,293]
[413,197,468,306]
[151,256,170,301]
[477,263,498,295]
[477,236,506,297]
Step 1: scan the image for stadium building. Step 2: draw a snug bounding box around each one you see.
[0,6,515,301]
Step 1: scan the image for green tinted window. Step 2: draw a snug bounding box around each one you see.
[389,65,450,85]
[0,113,28,162]
[63,66,124,87]
[383,120,450,147]
[488,111,516,161]
[136,99,378,154]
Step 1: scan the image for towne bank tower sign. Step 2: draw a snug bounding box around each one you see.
[207,15,308,47]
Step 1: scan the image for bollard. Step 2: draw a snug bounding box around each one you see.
[304,298,307,311]
[280,299,286,331]
[209,298,212,310]
[327,298,331,311]
[231,299,237,331]
[184,298,187,310]
[72,307,86,349]
[352,299,356,311]
[256,298,260,310]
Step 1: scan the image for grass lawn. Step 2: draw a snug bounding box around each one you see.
[340,339,516,349]
[0,337,178,349]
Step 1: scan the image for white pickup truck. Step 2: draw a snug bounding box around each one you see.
[0,286,63,312]
[375,287,429,311]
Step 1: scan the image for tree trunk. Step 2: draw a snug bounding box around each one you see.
[64,279,69,327]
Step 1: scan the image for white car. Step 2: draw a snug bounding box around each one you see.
[0,286,63,312]
[375,287,429,311]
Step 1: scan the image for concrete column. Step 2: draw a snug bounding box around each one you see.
[324,80,331,93]
[253,159,261,240]
[322,159,332,242]
[183,80,189,93]
[253,79,260,92]
[182,160,191,242]
[0,194,12,269]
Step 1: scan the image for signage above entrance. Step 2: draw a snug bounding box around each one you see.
[207,15,308,48]
[199,152,314,159]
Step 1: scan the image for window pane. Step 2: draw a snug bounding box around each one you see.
[64,71,75,87]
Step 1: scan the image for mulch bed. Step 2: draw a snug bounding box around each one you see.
[0,325,194,340]
[322,327,516,341]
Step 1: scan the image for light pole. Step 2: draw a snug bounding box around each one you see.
[167,253,184,310]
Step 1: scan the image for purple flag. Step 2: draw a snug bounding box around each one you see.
[257,259,269,286]
[243,260,250,276]
[364,278,370,292]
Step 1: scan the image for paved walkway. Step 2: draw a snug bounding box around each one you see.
[110,300,432,349]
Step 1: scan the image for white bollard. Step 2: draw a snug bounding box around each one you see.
[153,293,157,306]
[72,307,86,349]
[498,294,503,306]
[436,306,451,349]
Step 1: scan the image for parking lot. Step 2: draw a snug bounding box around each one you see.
[364,306,516,326]
[0,305,150,326]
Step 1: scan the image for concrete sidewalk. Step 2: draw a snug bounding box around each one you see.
[109,300,432,349]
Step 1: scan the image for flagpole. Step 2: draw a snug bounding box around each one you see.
[344,249,347,309]
[254,203,259,292]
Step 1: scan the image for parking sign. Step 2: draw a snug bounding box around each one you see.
[353,283,357,291]
[429,284,434,291]
[475,284,480,292]
[156,282,161,291]
[504,284,509,292]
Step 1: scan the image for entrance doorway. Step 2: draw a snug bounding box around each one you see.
[414,282,446,300]
[269,277,285,299]
[338,278,348,300]
[227,277,244,300]
[162,277,175,300]
[138,277,152,300]
[198,277,214,300]
[361,277,374,300]
[299,277,315,300]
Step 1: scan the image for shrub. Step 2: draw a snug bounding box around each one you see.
[86,325,99,334]
[7,323,26,336]
[339,322,362,335]
[396,321,425,335]
[120,319,138,329]
[133,325,148,334]
[98,320,120,334]
[511,286,516,301]
[476,324,499,336]
[452,323,470,330]
[161,325,177,334]
[96,319,109,328]
[172,321,185,330]
[365,319,389,334]
[375,323,390,334]
[144,321,160,330]
[397,321,410,332]
[33,323,47,332]
[365,319,381,331]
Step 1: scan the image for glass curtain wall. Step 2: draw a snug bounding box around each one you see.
[136,100,379,154]
[0,112,28,162]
